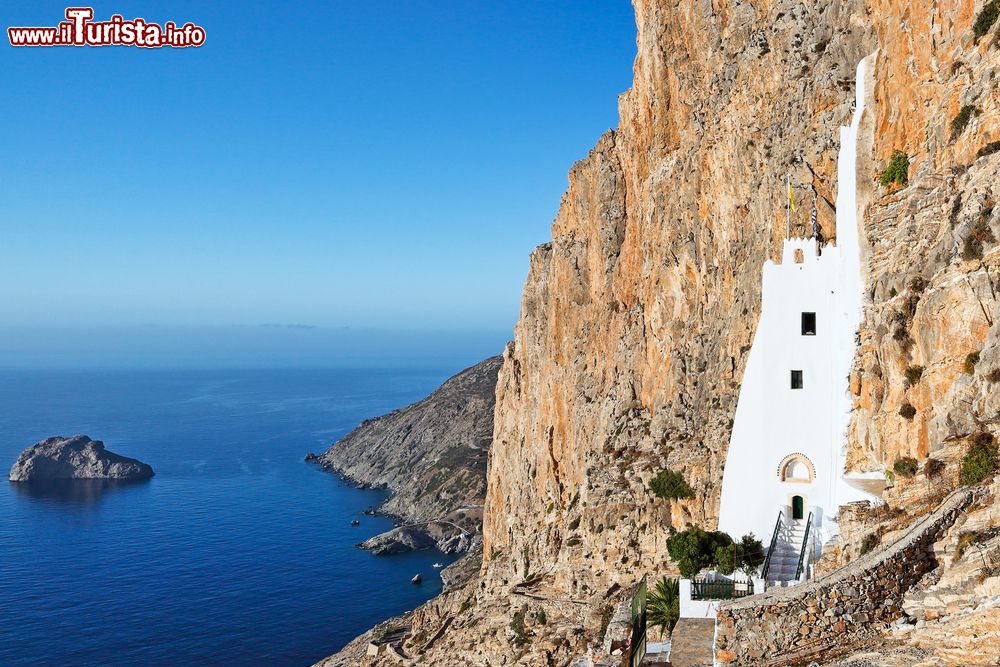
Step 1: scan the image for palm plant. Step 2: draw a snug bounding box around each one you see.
[646,577,680,638]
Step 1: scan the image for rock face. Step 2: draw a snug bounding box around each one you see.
[9,435,154,482]
[319,0,1000,664]
[312,357,501,553]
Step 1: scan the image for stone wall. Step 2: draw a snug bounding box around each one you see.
[715,488,976,666]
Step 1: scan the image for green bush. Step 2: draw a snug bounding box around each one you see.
[905,365,925,384]
[666,527,733,579]
[973,0,1000,40]
[567,516,580,531]
[534,609,547,626]
[510,608,529,647]
[960,433,998,486]
[647,577,680,636]
[715,544,738,575]
[987,368,1000,383]
[880,151,910,187]
[899,402,917,419]
[893,456,919,478]
[964,351,981,375]
[649,468,695,500]
[951,105,979,140]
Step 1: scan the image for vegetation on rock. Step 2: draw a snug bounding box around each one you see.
[960,432,998,486]
[924,458,946,478]
[963,351,981,374]
[950,105,979,140]
[899,402,917,419]
[977,141,1000,158]
[880,150,909,187]
[973,0,1000,41]
[649,468,695,500]
[905,365,925,384]
[961,215,996,261]
[860,532,881,555]
[893,456,919,478]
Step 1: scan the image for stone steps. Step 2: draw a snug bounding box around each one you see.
[668,618,715,667]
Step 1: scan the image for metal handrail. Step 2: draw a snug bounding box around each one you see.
[761,511,783,580]
[794,511,814,581]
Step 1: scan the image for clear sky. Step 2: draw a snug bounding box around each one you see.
[1,2,636,366]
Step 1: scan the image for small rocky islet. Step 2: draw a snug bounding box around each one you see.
[8,435,154,482]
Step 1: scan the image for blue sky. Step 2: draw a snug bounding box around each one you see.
[1,2,636,366]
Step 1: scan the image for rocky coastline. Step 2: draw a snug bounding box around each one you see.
[308,356,501,558]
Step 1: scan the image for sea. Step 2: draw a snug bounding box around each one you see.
[0,367,465,667]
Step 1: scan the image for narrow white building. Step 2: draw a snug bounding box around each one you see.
[717,56,879,586]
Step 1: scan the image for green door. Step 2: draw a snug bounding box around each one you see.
[792,495,804,520]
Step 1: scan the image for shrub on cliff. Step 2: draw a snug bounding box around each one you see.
[950,105,980,141]
[893,456,919,478]
[924,458,946,478]
[860,532,881,555]
[987,368,1000,383]
[880,151,909,187]
[905,365,925,384]
[647,577,680,636]
[666,526,733,578]
[977,141,1000,159]
[649,468,695,500]
[964,351,981,374]
[899,402,917,419]
[973,0,1000,41]
[961,433,998,486]
[961,216,996,261]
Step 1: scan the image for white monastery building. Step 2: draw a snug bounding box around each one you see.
[717,56,881,586]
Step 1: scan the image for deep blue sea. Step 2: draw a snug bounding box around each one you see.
[0,368,462,667]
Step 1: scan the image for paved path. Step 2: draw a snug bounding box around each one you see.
[668,618,715,667]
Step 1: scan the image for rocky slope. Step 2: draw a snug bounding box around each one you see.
[9,435,154,482]
[320,0,1000,664]
[311,357,501,552]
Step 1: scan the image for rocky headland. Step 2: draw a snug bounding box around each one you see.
[310,356,501,556]
[9,435,154,482]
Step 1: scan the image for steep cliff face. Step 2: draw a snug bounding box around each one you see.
[484,0,877,595]
[321,1,1000,664]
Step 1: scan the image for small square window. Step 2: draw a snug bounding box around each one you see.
[791,370,803,389]
[801,312,816,336]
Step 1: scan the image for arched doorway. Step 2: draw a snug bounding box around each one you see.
[792,495,805,520]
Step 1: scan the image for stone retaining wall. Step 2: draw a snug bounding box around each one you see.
[715,489,975,665]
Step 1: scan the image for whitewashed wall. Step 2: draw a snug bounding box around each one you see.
[718,57,877,550]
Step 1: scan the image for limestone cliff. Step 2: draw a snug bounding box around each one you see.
[320,1,1000,664]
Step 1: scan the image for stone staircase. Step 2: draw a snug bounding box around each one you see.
[765,518,809,586]
[667,618,715,667]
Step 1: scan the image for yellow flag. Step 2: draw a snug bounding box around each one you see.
[788,182,797,213]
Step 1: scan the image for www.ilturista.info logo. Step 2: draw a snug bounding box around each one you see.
[8,7,205,48]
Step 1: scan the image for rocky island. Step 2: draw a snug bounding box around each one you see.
[9,435,154,482]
